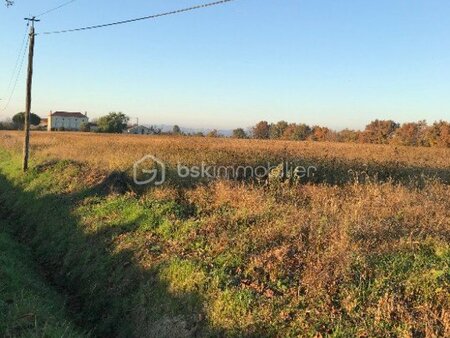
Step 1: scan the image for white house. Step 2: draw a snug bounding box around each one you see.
[48,111,89,131]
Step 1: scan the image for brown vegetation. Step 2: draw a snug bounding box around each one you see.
[0,131,449,171]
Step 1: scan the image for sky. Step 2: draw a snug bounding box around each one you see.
[1,0,449,130]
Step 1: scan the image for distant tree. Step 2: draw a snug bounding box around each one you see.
[79,122,90,132]
[252,121,270,139]
[391,121,427,147]
[0,119,15,130]
[97,112,129,133]
[232,128,247,139]
[336,128,360,143]
[5,1,14,7]
[207,129,219,137]
[362,119,399,144]
[424,121,450,148]
[193,132,205,137]
[172,125,181,134]
[309,126,334,142]
[12,112,41,129]
[282,123,311,140]
[269,120,289,139]
[438,122,450,147]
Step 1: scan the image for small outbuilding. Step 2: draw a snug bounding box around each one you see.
[125,125,154,135]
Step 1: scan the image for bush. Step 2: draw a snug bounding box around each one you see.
[97,112,129,133]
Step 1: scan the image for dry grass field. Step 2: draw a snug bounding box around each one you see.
[1,131,449,170]
[0,130,449,337]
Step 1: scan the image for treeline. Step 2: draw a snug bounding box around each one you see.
[231,120,450,148]
[1,113,449,147]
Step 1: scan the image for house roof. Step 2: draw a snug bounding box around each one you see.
[51,111,86,118]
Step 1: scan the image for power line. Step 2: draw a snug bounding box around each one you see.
[36,0,77,18]
[0,25,30,114]
[4,23,28,95]
[39,0,236,35]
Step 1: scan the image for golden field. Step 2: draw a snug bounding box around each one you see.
[0,130,449,169]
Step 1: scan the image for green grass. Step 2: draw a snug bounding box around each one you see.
[0,226,85,337]
[0,148,449,337]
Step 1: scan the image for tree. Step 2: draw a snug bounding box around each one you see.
[336,129,360,143]
[438,122,450,147]
[282,123,311,140]
[97,112,129,133]
[172,125,181,134]
[269,121,288,139]
[79,122,90,132]
[5,1,14,7]
[252,121,270,139]
[362,119,399,144]
[207,129,219,137]
[232,128,247,139]
[12,112,41,129]
[424,121,450,148]
[309,126,334,142]
[0,119,14,130]
[391,121,427,147]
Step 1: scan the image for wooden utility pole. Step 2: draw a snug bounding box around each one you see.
[22,17,39,172]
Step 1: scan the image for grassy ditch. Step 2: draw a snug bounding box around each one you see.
[0,221,85,337]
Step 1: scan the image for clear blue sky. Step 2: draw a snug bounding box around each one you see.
[1,0,449,130]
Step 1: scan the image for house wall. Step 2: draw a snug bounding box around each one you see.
[50,116,88,131]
